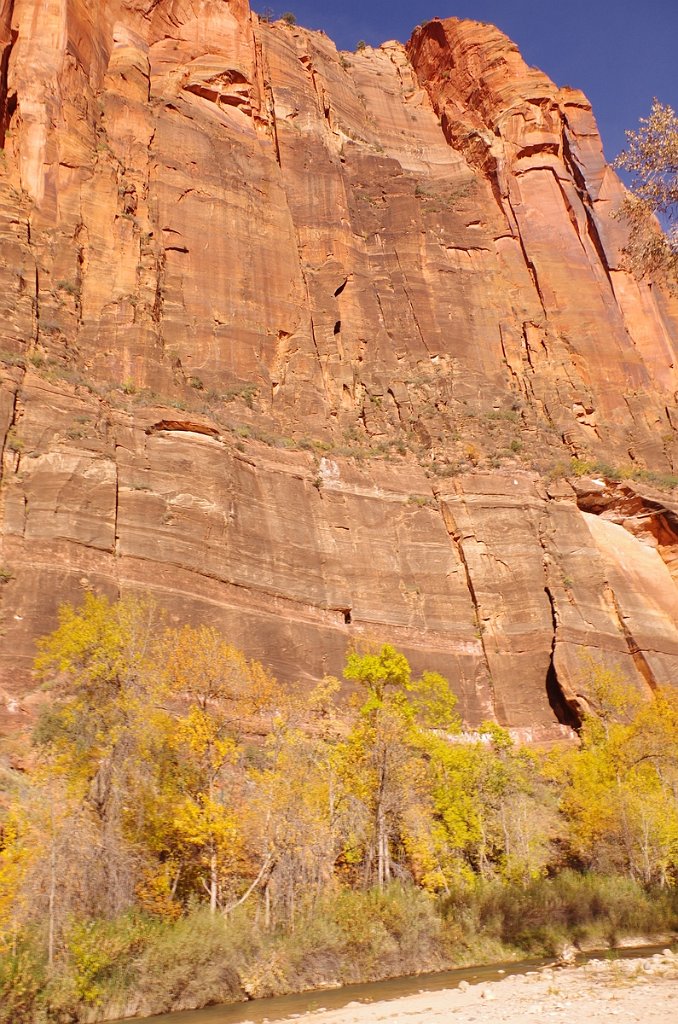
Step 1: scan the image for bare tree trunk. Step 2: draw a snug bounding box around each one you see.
[616,774,636,878]
[209,847,218,914]
[377,804,385,889]
[47,800,56,972]
[264,880,271,931]
[478,818,489,878]
[640,813,652,885]
[224,853,274,917]
[384,827,391,883]
[170,866,182,898]
[501,804,510,860]
[376,750,388,889]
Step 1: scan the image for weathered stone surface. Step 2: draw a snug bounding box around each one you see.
[0,2,676,736]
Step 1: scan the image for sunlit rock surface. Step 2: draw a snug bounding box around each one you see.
[0,2,676,738]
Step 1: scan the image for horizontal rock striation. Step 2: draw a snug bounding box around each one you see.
[0,1,676,737]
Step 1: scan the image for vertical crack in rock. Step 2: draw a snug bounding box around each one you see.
[543,581,582,729]
[27,217,40,351]
[253,29,281,166]
[113,453,120,557]
[307,307,331,398]
[559,120,589,195]
[393,250,432,356]
[437,497,497,719]
[538,510,583,730]
[603,582,658,693]
[0,383,19,487]
[559,128,616,296]
[581,201,615,294]
[1,8,677,721]
[506,195,548,318]
[0,1,16,148]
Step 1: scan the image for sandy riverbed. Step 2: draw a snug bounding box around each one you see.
[260,950,677,1024]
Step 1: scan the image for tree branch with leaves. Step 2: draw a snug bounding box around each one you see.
[615,99,678,288]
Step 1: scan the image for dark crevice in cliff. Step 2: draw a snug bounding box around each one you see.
[543,583,582,730]
[560,126,615,295]
[254,32,282,167]
[546,659,581,730]
[27,217,41,352]
[516,142,560,160]
[0,0,17,150]
[560,125,588,195]
[0,385,20,487]
[1,83,16,146]
[113,459,120,557]
[145,420,220,438]
[538,510,582,731]
[582,204,614,291]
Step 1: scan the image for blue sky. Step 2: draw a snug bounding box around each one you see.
[255,1,677,164]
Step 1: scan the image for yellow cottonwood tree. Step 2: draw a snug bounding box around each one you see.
[336,645,460,889]
[27,595,169,937]
[167,706,243,913]
[561,668,678,884]
[157,624,287,913]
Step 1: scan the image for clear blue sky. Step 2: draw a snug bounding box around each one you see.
[255,1,677,163]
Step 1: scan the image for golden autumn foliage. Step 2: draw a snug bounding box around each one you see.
[0,597,676,1020]
[560,680,678,885]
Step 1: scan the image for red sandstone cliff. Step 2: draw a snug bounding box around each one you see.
[0,1,676,740]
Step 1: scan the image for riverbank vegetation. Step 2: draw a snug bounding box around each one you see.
[1,595,676,1022]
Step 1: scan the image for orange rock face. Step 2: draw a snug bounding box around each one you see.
[0,2,676,738]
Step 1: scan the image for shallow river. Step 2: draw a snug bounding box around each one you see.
[107,946,665,1024]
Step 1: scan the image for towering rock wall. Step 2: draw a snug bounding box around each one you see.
[0,1,676,739]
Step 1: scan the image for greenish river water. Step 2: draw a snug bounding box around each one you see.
[107,945,666,1024]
